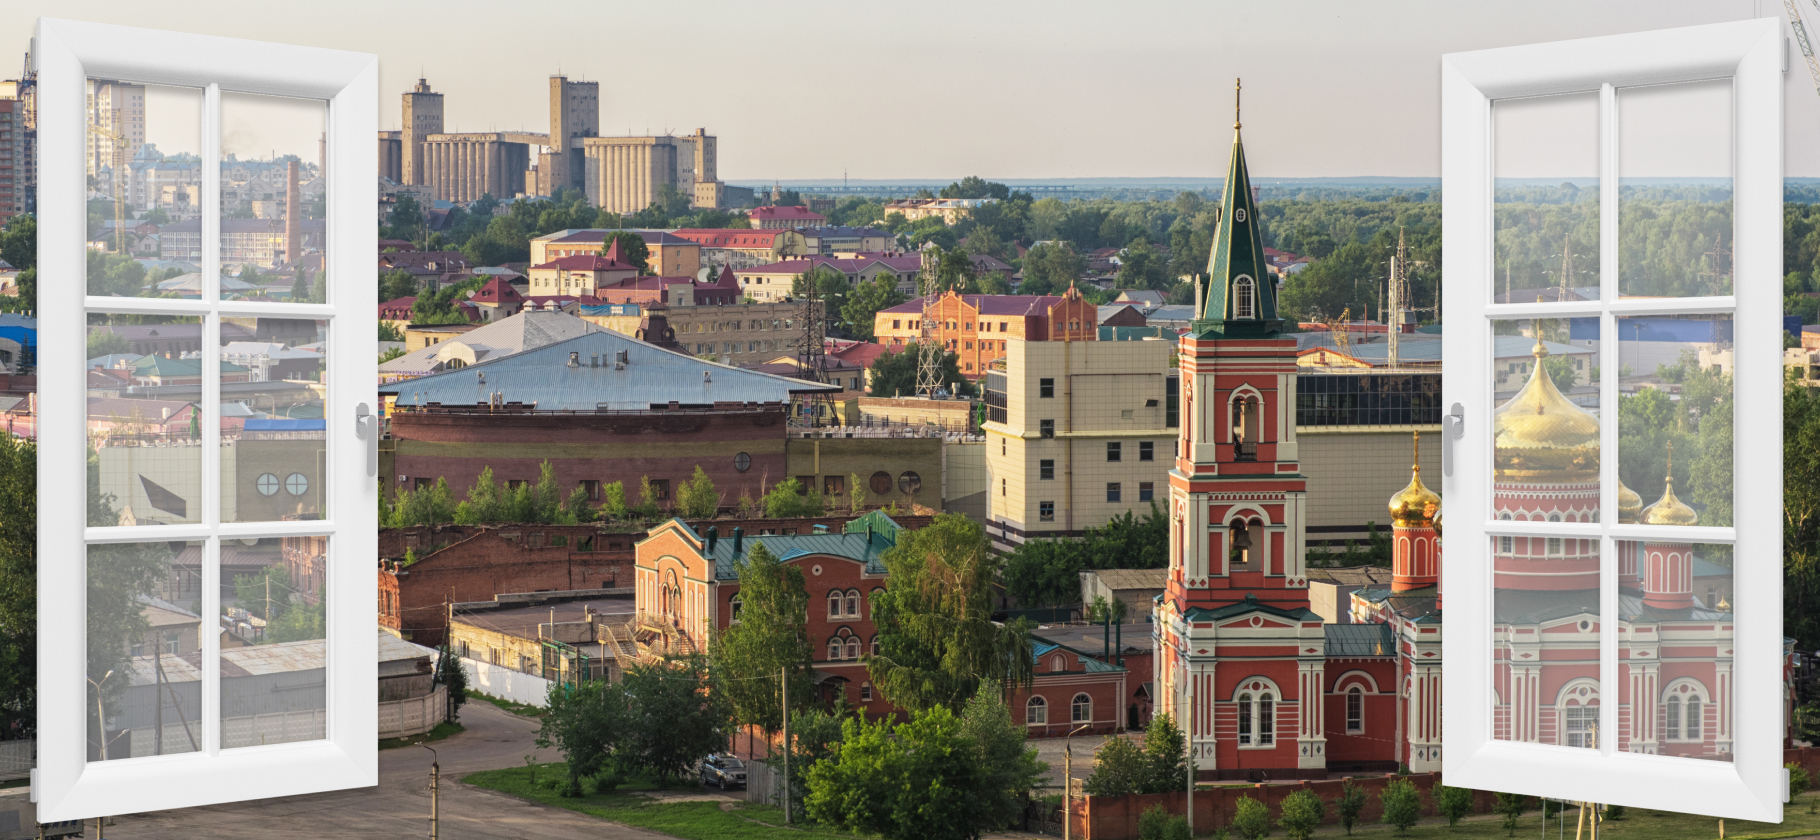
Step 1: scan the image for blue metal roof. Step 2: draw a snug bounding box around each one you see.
[244,418,326,431]
[378,329,837,411]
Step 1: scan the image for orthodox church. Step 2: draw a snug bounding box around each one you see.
[1153,87,1751,780]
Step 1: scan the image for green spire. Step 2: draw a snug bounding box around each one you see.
[1196,78,1282,339]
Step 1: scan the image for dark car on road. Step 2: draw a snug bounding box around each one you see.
[700,754,747,790]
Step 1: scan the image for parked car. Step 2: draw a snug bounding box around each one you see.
[699,753,747,790]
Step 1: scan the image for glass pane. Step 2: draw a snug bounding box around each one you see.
[1618,540,1733,761]
[223,318,326,522]
[1616,314,1733,527]
[1618,80,1733,298]
[85,81,203,298]
[87,540,204,761]
[1493,92,1600,302]
[1491,316,1601,508]
[221,537,328,749]
[1492,536,1605,748]
[219,92,327,302]
[88,313,204,527]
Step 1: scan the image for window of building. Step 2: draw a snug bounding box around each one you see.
[734,452,751,472]
[870,471,893,494]
[1072,693,1092,723]
[1027,696,1047,725]
[1040,419,1054,438]
[845,589,860,616]
[1563,705,1597,749]
[650,479,670,501]
[1039,501,1055,522]
[1040,459,1054,480]
[1039,378,1054,398]
[1139,482,1154,502]
[1107,442,1121,462]
[729,595,742,623]
[1139,441,1154,461]
[1107,483,1121,503]
[1001,478,1007,497]
[828,638,843,660]
[1346,686,1364,733]
[828,590,843,618]
[580,479,601,501]
[846,638,860,659]
[1233,275,1256,319]
[861,683,873,702]
[823,475,845,496]
[255,472,279,496]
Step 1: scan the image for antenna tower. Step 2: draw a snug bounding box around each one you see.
[1388,227,1409,368]
[915,247,944,397]
[796,271,831,425]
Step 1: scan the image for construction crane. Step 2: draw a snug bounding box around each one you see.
[1325,307,1351,352]
[1788,0,1820,103]
[87,108,128,254]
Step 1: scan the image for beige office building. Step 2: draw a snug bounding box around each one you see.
[981,338,1180,552]
[401,78,444,186]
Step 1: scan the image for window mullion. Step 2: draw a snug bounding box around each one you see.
[1597,81,1619,758]
[199,81,222,757]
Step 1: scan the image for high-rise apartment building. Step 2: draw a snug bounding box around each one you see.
[0,97,27,223]
[401,78,443,186]
[87,79,145,182]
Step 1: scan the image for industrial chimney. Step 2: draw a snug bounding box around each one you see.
[284,160,301,267]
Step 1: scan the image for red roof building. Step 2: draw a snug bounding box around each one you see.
[873,287,1099,376]
[468,278,527,322]
[669,229,810,271]
[525,245,641,297]
[379,297,417,326]
[749,205,828,229]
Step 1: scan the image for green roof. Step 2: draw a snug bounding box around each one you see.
[1194,122,1283,339]
[1184,592,1320,623]
[1029,637,1126,674]
[1325,623,1395,657]
[677,516,904,581]
[130,355,251,376]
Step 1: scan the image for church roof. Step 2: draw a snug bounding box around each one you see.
[1195,81,1282,339]
[1184,593,1320,623]
[1325,623,1396,657]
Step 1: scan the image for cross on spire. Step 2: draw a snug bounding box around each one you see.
[1234,78,1242,130]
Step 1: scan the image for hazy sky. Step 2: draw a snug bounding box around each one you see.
[10,1,1818,180]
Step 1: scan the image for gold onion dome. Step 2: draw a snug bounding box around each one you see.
[1617,479,1643,524]
[1494,338,1600,479]
[1640,443,1699,527]
[1389,432,1441,527]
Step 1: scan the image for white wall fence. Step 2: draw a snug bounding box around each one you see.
[456,654,553,708]
[379,684,448,740]
[0,740,30,782]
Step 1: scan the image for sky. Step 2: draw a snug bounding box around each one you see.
[9,0,1819,180]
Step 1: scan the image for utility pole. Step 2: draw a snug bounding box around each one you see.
[1064,723,1090,840]
[781,666,791,824]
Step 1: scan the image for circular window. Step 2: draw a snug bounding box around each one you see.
[734,452,752,472]
[811,565,823,577]
[1234,208,1248,223]
[898,471,922,494]
[255,473,280,496]
[870,471,893,494]
[285,472,310,496]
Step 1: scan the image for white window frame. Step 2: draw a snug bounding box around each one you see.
[34,19,377,821]
[1441,19,1782,821]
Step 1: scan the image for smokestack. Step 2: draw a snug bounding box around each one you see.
[285,160,301,266]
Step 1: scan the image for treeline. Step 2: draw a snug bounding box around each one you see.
[1000,504,1167,607]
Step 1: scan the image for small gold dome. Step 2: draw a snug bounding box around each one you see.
[1429,501,1443,539]
[1389,432,1441,527]
[1494,337,1600,480]
[1617,480,1643,525]
[1641,444,1698,527]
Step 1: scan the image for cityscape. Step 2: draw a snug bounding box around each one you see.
[2,3,1820,839]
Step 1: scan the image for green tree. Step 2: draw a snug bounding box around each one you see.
[1232,795,1272,839]
[865,345,976,398]
[1116,238,1171,290]
[87,328,131,359]
[535,677,626,796]
[617,654,730,784]
[1494,791,1529,837]
[867,514,1034,713]
[265,599,324,643]
[603,231,652,274]
[1436,783,1475,827]
[0,215,35,311]
[1380,778,1422,835]
[378,321,405,342]
[763,477,824,518]
[849,472,867,511]
[841,272,908,341]
[803,705,988,840]
[635,475,664,519]
[85,443,173,756]
[1141,712,1186,793]
[709,541,814,754]
[1278,789,1325,840]
[1337,780,1368,835]
[957,686,1047,830]
[1138,804,1173,840]
[1544,355,1579,391]
[379,268,419,303]
[1082,735,1147,797]
[432,644,469,722]
[600,481,628,520]
[0,433,34,739]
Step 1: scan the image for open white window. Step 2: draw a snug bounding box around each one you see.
[34,19,377,820]
[1441,19,1782,820]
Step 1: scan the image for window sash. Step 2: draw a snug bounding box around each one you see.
[1440,19,1781,821]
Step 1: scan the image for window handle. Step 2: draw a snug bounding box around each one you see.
[1442,403,1465,478]
[355,403,377,478]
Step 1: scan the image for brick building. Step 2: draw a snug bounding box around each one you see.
[874,287,1100,377]
[669,228,810,272]
[748,205,826,229]
[524,248,640,297]
[531,229,702,277]
[634,512,1128,733]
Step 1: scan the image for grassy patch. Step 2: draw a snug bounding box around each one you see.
[1289,794,1820,838]
[468,692,546,718]
[378,720,463,751]
[464,763,851,840]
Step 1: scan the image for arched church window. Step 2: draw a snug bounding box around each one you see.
[1234,275,1256,319]
[1346,686,1364,733]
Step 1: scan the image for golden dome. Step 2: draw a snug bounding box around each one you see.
[1493,337,1600,480]
[1640,443,1698,527]
[1389,432,1441,527]
[1429,501,1443,539]
[1617,479,1643,524]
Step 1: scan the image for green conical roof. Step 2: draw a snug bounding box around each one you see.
[1195,116,1282,339]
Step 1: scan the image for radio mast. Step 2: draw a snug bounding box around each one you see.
[915,246,944,397]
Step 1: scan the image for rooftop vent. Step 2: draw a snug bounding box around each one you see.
[615,349,629,370]
[703,370,712,384]
[567,351,580,368]
[477,371,485,385]
[589,353,598,368]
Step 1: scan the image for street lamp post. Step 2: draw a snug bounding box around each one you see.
[420,743,440,840]
[86,669,114,839]
[1063,723,1091,840]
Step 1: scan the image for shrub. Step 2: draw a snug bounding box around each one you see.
[1436,783,1475,827]
[1604,804,1626,821]
[1380,778,1422,835]
[1278,790,1325,840]
[1494,792,1529,837]
[1337,780,1368,835]
[1232,796,1272,840]
[1083,736,1147,798]
[1789,762,1811,799]
[1162,815,1191,840]
[1138,804,1172,840]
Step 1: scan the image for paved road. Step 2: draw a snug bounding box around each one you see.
[102,700,667,839]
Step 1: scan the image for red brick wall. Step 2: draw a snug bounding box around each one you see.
[391,527,633,646]
[1077,772,1494,840]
